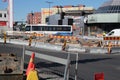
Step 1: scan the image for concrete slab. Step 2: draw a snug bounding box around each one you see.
[90,47,108,54]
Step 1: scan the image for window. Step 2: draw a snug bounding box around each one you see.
[4,13,6,17]
[25,26,31,31]
[108,31,114,36]
[0,13,2,17]
[32,26,39,31]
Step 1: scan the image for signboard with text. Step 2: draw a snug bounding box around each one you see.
[0,21,7,26]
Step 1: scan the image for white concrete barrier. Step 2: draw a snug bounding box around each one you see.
[90,47,108,54]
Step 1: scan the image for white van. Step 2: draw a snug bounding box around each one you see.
[106,29,120,36]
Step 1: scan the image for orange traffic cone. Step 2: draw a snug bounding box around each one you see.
[26,52,35,76]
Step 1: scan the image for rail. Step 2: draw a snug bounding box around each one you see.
[24,46,78,80]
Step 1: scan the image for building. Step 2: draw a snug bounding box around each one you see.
[41,5,94,24]
[0,9,8,33]
[27,12,41,24]
[87,0,120,35]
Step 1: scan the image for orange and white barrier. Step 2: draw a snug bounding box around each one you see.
[34,33,44,37]
[49,35,78,40]
[103,36,120,40]
[103,36,120,47]
[24,33,44,37]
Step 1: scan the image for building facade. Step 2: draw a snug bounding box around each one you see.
[0,9,8,33]
[87,0,120,35]
[27,12,41,24]
[41,5,94,24]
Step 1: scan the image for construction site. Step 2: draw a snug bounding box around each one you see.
[0,0,120,80]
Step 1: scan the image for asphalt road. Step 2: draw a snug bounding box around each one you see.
[0,43,120,80]
[31,49,120,80]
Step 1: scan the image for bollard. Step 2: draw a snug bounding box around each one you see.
[29,36,32,46]
[108,41,112,54]
[3,32,6,44]
[62,40,67,51]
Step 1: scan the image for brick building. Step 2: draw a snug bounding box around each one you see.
[27,12,41,24]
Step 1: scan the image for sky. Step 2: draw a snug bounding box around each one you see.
[0,0,107,21]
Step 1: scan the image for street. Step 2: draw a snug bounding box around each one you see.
[0,43,120,80]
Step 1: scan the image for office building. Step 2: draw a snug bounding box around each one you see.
[87,0,120,34]
[41,5,94,24]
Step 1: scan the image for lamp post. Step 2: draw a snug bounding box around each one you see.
[46,1,53,24]
[8,0,13,30]
[30,11,34,24]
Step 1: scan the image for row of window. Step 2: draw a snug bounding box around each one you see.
[25,26,71,31]
[0,13,6,18]
[96,6,120,13]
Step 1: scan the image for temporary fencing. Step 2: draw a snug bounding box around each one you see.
[3,31,80,45]
[49,35,78,40]
[103,36,120,47]
[32,33,44,37]
[25,48,79,80]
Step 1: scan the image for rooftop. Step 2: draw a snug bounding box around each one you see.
[96,0,120,13]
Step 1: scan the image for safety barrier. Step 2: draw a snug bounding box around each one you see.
[49,35,78,40]
[32,33,44,37]
[3,31,79,45]
[103,36,120,47]
[6,31,78,41]
[25,49,79,80]
[90,47,108,54]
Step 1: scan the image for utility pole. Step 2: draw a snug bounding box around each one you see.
[46,1,53,24]
[8,0,13,30]
[2,0,13,30]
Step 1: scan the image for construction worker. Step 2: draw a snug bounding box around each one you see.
[29,36,32,46]
[103,31,106,36]
[108,41,112,54]
[62,40,67,51]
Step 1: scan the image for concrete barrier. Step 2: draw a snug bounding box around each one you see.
[90,47,108,54]
[2,39,120,54]
[34,42,62,51]
[68,46,86,53]
[111,47,120,53]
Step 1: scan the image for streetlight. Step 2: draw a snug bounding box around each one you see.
[46,1,53,24]
[31,11,34,24]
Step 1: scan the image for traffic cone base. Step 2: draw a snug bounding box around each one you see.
[26,52,35,76]
[26,70,39,80]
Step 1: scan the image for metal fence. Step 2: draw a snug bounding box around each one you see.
[24,46,78,80]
